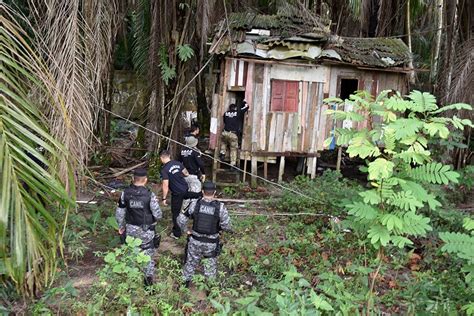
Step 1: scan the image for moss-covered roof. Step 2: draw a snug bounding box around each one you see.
[331,37,411,67]
[210,12,411,68]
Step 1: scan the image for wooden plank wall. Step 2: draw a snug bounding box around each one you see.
[264,82,325,154]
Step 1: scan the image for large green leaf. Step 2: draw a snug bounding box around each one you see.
[408,90,438,112]
[368,158,394,180]
[408,163,460,184]
[430,103,472,114]
[387,118,424,140]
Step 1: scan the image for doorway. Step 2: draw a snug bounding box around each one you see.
[339,78,359,100]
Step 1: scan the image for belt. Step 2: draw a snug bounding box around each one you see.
[224,130,238,134]
[191,234,219,243]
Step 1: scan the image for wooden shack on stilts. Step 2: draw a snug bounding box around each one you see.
[208,12,410,186]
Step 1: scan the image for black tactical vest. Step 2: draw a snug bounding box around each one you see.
[124,185,154,226]
[192,199,221,235]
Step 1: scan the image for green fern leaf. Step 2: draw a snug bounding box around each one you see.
[359,190,381,205]
[334,128,356,145]
[346,139,381,159]
[423,122,449,138]
[463,218,474,232]
[391,236,414,248]
[387,191,424,212]
[387,118,424,140]
[400,181,428,202]
[408,90,438,112]
[368,158,394,180]
[368,226,391,246]
[409,163,460,184]
[402,212,432,236]
[347,202,379,220]
[323,97,343,104]
[439,232,474,263]
[382,128,396,153]
[426,194,442,210]
[430,103,472,114]
[384,97,414,112]
[177,44,194,62]
[381,214,404,231]
[325,110,365,122]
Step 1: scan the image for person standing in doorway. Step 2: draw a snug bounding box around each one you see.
[220,100,249,167]
[160,150,201,239]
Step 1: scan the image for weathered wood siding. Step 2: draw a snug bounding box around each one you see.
[240,60,329,155]
[212,58,408,157]
[323,65,408,142]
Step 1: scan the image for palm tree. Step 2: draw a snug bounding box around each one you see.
[1,4,74,294]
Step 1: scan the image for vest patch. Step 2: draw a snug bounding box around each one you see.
[199,204,216,215]
[130,200,144,208]
[225,111,238,118]
[181,149,193,157]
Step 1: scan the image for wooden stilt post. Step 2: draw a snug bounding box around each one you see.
[278,156,285,183]
[251,154,258,188]
[242,153,248,183]
[310,157,317,179]
[306,157,312,177]
[212,146,219,183]
[336,146,342,172]
[263,157,268,179]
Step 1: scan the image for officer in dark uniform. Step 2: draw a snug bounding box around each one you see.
[160,150,202,239]
[180,135,205,182]
[220,100,249,166]
[177,181,232,287]
[115,168,162,286]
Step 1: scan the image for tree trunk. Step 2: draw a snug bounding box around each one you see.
[406,0,416,85]
[444,0,460,103]
[430,0,444,85]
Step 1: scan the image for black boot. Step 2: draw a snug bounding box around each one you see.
[144,276,154,287]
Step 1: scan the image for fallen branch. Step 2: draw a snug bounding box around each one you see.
[104,161,147,178]
[216,198,264,203]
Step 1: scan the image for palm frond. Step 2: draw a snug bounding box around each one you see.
[1,4,74,294]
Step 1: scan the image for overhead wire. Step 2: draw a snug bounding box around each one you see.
[92,11,340,219]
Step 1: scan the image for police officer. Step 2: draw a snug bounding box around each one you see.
[115,168,162,286]
[160,150,202,239]
[177,181,232,287]
[180,135,206,212]
[220,100,249,167]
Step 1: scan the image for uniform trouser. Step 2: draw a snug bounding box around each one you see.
[220,130,239,166]
[182,175,202,212]
[183,237,217,282]
[125,224,155,277]
[171,191,203,237]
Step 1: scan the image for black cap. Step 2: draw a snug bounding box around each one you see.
[133,168,147,177]
[202,181,216,191]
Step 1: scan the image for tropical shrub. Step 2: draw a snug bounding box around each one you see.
[440,218,474,314]
[324,90,472,250]
[324,90,472,310]
[89,237,151,313]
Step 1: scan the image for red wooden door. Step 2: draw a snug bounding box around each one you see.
[284,81,299,112]
[271,80,285,111]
